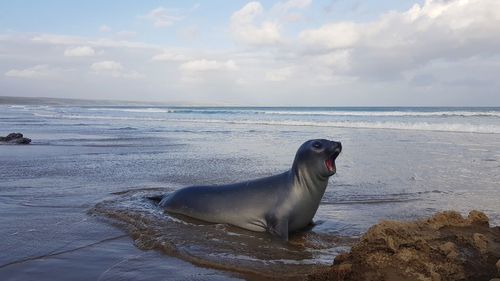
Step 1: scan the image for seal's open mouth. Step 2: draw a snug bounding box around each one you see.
[325,150,341,173]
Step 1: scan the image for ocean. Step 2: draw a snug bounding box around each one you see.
[1,105,499,279]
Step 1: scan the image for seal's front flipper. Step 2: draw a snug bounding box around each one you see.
[298,220,316,232]
[268,216,289,241]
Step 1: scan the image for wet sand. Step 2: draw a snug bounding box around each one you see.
[1,105,499,280]
[1,236,239,281]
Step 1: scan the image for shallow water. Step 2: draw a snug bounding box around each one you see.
[1,105,499,280]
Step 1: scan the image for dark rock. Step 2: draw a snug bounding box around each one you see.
[0,132,31,144]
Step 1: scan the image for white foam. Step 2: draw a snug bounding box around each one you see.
[87,108,174,113]
[33,112,159,121]
[258,110,500,117]
[84,108,500,117]
[8,105,28,109]
[31,113,500,134]
[171,118,500,134]
[208,246,350,265]
[7,105,52,110]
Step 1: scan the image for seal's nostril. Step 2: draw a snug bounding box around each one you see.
[331,141,342,152]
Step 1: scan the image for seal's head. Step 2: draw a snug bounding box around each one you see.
[293,139,342,178]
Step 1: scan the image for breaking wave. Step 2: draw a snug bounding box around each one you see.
[259,110,500,118]
[173,119,500,134]
[81,107,500,118]
[87,108,175,113]
[32,112,500,134]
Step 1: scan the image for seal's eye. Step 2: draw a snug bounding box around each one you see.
[312,142,322,149]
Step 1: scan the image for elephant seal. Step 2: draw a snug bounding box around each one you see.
[154,139,341,240]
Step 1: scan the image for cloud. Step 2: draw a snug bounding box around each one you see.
[5,65,61,79]
[32,34,83,45]
[284,13,303,23]
[180,59,238,72]
[91,60,122,71]
[298,0,500,80]
[152,50,189,62]
[265,66,294,81]
[274,0,312,11]
[64,46,96,57]
[2,0,500,106]
[230,2,281,46]
[31,33,157,49]
[299,22,360,49]
[90,60,143,79]
[179,59,239,84]
[318,50,351,67]
[142,7,181,27]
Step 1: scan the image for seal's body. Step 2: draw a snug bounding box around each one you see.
[158,139,342,240]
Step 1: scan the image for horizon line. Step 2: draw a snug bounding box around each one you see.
[1,96,499,108]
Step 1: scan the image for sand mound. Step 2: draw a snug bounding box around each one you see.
[309,210,500,281]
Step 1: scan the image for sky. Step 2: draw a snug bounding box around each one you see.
[1,0,500,106]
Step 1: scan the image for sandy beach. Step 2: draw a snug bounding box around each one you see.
[1,104,499,280]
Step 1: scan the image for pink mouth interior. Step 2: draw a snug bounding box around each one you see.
[325,158,336,173]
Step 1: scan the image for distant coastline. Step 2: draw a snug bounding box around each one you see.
[0,96,222,107]
[2,96,499,108]
[0,96,177,106]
